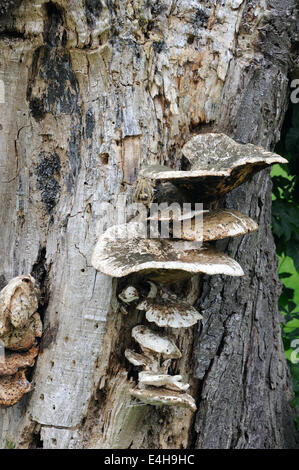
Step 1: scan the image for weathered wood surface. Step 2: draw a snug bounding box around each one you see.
[0,0,298,448]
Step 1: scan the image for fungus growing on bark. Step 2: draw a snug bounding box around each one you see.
[125,326,180,374]
[138,371,189,392]
[91,223,244,281]
[0,312,42,351]
[0,275,42,351]
[180,209,258,242]
[118,286,139,304]
[0,370,31,407]
[0,275,42,406]
[132,325,181,360]
[91,133,276,412]
[0,275,39,334]
[0,345,39,376]
[135,133,288,203]
[137,297,202,328]
[129,386,197,412]
[126,325,196,411]
[125,349,152,368]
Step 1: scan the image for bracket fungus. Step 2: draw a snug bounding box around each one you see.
[135,133,287,203]
[0,345,38,377]
[131,325,181,361]
[0,275,42,351]
[91,132,283,412]
[0,275,42,407]
[137,294,203,329]
[91,222,244,282]
[126,325,196,411]
[118,286,139,304]
[180,209,259,242]
[0,370,31,407]
[147,208,258,242]
[138,371,189,392]
[129,387,197,412]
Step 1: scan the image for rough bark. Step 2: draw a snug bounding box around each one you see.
[0,0,298,449]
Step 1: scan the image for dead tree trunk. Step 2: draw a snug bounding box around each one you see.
[0,0,298,449]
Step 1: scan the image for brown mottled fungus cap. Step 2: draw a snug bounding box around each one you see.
[140,133,287,202]
[132,325,181,360]
[1,312,42,351]
[0,345,39,376]
[137,298,203,328]
[91,222,244,281]
[129,386,197,412]
[179,209,259,242]
[0,370,31,407]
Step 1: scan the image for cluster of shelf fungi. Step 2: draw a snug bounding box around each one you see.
[0,275,42,406]
[0,133,286,409]
[92,133,287,412]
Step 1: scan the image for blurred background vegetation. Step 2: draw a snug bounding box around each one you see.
[272,99,299,431]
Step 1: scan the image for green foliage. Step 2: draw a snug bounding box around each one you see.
[272,101,299,431]
[4,439,16,449]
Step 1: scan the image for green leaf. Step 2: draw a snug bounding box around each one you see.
[284,319,299,333]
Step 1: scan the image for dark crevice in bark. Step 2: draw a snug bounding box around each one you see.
[0,274,7,291]
[0,0,22,15]
[85,0,103,28]
[31,246,50,324]
[0,30,24,39]
[0,0,23,35]
[44,2,64,47]
[28,427,43,449]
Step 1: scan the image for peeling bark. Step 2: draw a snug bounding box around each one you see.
[0,0,298,449]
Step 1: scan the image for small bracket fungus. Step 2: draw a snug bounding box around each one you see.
[137,296,203,329]
[180,209,258,242]
[135,133,288,202]
[129,386,197,412]
[132,325,181,360]
[0,275,42,351]
[0,344,38,376]
[0,275,39,334]
[126,325,196,411]
[0,275,42,407]
[125,349,152,369]
[118,286,139,304]
[91,223,244,281]
[138,371,190,392]
[0,370,31,407]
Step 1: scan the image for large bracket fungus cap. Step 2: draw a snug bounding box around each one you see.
[0,370,31,407]
[92,223,244,281]
[137,298,203,328]
[129,386,197,412]
[140,134,287,202]
[132,325,181,360]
